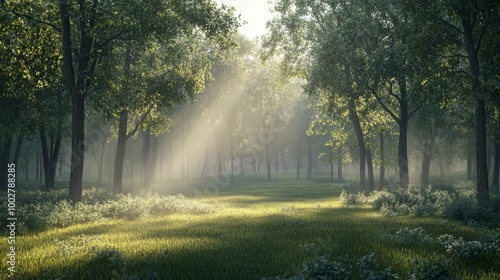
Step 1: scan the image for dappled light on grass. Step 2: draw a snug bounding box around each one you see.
[2,180,500,279]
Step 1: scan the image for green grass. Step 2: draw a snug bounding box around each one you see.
[2,176,499,279]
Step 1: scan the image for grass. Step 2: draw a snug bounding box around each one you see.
[1,175,500,279]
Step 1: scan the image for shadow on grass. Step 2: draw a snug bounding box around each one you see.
[18,205,500,280]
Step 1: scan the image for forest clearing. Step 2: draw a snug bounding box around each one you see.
[1,174,500,279]
[1,0,499,279]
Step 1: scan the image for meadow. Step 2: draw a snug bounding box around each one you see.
[1,175,499,279]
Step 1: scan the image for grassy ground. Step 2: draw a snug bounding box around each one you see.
[2,175,499,279]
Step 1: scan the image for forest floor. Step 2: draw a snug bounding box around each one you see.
[2,175,500,279]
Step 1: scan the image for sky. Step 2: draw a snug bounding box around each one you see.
[213,0,274,39]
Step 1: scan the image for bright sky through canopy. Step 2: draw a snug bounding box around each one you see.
[213,0,273,39]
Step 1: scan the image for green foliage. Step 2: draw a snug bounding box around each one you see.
[410,256,458,280]
[437,234,500,259]
[263,253,400,280]
[339,189,357,206]
[1,187,223,234]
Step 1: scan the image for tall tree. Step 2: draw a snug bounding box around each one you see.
[59,0,239,198]
[412,0,500,201]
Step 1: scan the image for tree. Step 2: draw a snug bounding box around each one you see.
[411,0,500,201]
[58,0,240,199]
[1,1,61,190]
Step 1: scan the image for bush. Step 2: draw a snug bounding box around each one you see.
[443,190,496,223]
[370,191,398,210]
[437,234,500,258]
[2,187,224,234]
[263,253,399,280]
[409,255,458,280]
[339,189,357,205]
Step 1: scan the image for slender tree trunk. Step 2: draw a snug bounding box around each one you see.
[330,160,334,182]
[439,153,446,178]
[13,134,23,166]
[307,137,312,180]
[397,77,410,191]
[40,125,52,189]
[97,139,106,186]
[24,153,30,180]
[467,140,473,180]
[420,128,437,186]
[0,136,13,191]
[296,138,301,180]
[230,139,234,178]
[366,148,375,192]
[265,144,271,181]
[142,128,151,187]
[338,148,343,180]
[274,151,279,174]
[349,107,366,191]
[35,151,40,183]
[282,152,287,173]
[113,109,129,193]
[240,155,244,175]
[493,119,500,192]
[379,133,385,190]
[149,135,159,185]
[200,146,209,178]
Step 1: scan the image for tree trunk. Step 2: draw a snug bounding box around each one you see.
[40,125,62,190]
[282,152,287,173]
[0,136,13,191]
[265,143,271,181]
[493,119,500,192]
[13,134,23,166]
[149,136,159,185]
[366,148,375,192]
[420,127,437,186]
[230,139,234,178]
[338,148,343,180]
[35,151,40,183]
[330,160,334,182]
[345,61,366,190]
[240,155,244,175]
[349,107,366,191]
[113,109,129,193]
[68,90,85,202]
[296,138,301,180]
[467,140,473,180]
[24,153,30,180]
[307,137,312,180]
[274,151,279,174]
[439,153,446,178]
[200,146,209,178]
[60,0,95,203]
[461,15,489,202]
[97,138,106,186]
[379,133,385,190]
[142,128,151,187]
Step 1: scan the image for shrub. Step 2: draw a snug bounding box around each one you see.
[443,190,497,223]
[437,234,500,258]
[263,253,399,280]
[409,255,458,280]
[370,191,398,210]
[339,189,357,206]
